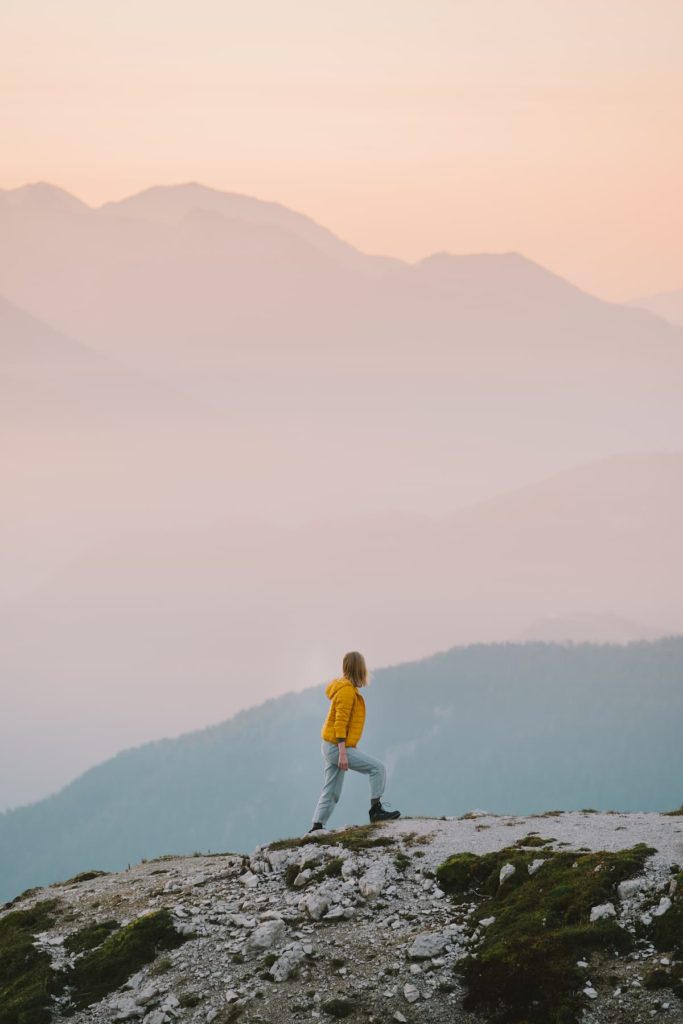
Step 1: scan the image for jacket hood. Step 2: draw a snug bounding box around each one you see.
[325,677,356,700]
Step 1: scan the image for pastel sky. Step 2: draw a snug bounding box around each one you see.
[2,0,681,301]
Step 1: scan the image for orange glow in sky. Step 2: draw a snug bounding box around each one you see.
[1,0,682,301]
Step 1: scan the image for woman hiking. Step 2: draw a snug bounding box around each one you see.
[309,651,401,832]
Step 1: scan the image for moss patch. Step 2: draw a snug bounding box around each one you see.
[651,871,683,960]
[0,898,62,1024]
[513,834,555,849]
[394,852,411,873]
[56,870,109,887]
[64,908,188,1010]
[63,920,119,955]
[149,955,172,976]
[320,857,344,878]
[321,997,355,1017]
[178,991,202,1007]
[437,842,655,1024]
[1,888,42,912]
[284,864,302,889]
[269,824,394,853]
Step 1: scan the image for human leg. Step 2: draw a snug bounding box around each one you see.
[311,741,346,826]
[346,747,401,821]
[345,746,386,801]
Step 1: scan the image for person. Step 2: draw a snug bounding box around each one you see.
[309,651,401,832]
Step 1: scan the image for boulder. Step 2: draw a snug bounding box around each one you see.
[304,893,329,920]
[652,896,672,917]
[359,864,386,899]
[407,931,447,960]
[589,902,616,923]
[247,919,286,951]
[403,982,420,1003]
[270,944,306,982]
[499,864,516,885]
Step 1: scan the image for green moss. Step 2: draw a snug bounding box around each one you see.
[1,889,42,911]
[321,997,355,1017]
[262,953,277,967]
[438,843,655,1024]
[651,872,683,958]
[209,1008,244,1023]
[57,871,109,887]
[0,898,63,1024]
[64,908,188,1010]
[394,852,411,873]
[149,955,172,976]
[663,806,683,816]
[513,834,555,849]
[321,857,344,878]
[284,864,301,889]
[643,966,671,990]
[178,991,202,1007]
[63,920,119,955]
[436,850,511,899]
[269,824,394,853]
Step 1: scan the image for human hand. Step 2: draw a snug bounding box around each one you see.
[338,747,349,771]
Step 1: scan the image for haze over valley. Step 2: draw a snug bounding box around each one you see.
[2,180,682,810]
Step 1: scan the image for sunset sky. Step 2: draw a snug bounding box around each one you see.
[2,0,682,301]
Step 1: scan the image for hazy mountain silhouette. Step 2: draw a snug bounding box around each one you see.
[1,452,681,811]
[2,181,682,522]
[514,613,664,645]
[3,181,683,813]
[0,291,196,421]
[1,636,681,904]
[98,181,399,275]
[627,289,683,327]
[0,291,276,605]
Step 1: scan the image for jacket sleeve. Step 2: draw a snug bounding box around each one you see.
[333,686,356,741]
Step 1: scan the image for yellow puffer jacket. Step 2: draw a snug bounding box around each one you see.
[321,677,366,748]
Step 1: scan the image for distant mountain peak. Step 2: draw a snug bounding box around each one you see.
[0,181,89,212]
[414,249,603,302]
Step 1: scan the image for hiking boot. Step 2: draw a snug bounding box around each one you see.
[369,800,401,823]
[308,822,326,833]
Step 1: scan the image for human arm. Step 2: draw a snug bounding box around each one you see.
[333,686,355,742]
[333,686,355,770]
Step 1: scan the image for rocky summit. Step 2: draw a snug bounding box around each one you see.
[1,811,682,1024]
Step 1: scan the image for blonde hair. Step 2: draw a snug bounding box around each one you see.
[342,651,369,688]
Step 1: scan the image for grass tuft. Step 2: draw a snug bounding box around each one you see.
[651,871,683,962]
[56,871,109,887]
[268,823,395,853]
[437,842,655,1023]
[321,997,355,1017]
[0,899,62,1024]
[64,908,189,1010]
[63,920,119,955]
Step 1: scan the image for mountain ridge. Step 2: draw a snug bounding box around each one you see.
[1,811,681,1023]
[1,637,682,906]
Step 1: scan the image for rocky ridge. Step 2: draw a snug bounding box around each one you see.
[2,811,683,1024]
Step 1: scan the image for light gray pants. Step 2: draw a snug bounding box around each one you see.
[312,740,386,826]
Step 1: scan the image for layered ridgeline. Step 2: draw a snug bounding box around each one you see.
[1,639,682,906]
[1,813,682,1024]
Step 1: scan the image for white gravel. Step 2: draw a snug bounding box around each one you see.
[332,810,683,872]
